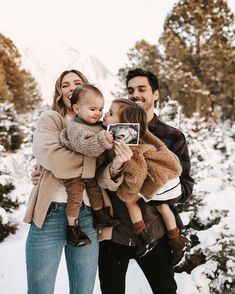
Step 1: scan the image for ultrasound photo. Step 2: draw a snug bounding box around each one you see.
[107,123,140,146]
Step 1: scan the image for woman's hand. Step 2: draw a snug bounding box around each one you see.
[31,164,42,185]
[111,140,133,170]
[105,131,114,144]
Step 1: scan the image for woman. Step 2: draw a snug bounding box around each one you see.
[24,69,132,294]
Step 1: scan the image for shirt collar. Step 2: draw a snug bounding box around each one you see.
[148,113,159,130]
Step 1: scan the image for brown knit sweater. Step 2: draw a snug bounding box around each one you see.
[60,117,113,157]
[116,130,182,202]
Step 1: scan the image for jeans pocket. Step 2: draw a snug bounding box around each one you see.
[46,203,54,217]
[83,204,93,214]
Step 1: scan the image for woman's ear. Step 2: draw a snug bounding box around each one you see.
[72,104,80,114]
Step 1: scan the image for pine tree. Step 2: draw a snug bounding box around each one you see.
[0,173,19,242]
[117,40,164,96]
[118,0,235,120]
[0,103,23,151]
[0,33,42,113]
[0,102,23,242]
[159,0,235,118]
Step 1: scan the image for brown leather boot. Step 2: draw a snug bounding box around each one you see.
[67,220,91,247]
[93,208,120,229]
[168,234,191,266]
[136,229,158,258]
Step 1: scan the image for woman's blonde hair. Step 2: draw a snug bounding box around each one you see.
[52,69,88,116]
[112,98,148,138]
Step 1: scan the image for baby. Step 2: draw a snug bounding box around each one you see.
[60,84,119,247]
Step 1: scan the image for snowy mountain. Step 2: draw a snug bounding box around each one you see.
[21,41,121,109]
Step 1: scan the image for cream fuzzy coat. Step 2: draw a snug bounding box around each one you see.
[116,131,182,202]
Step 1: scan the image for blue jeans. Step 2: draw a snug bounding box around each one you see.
[26,203,98,294]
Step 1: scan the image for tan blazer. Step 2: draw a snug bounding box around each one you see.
[23,110,97,228]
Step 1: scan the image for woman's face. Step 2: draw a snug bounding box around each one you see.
[61,72,84,113]
[103,102,121,127]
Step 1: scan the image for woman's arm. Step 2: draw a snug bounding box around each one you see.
[32,111,84,179]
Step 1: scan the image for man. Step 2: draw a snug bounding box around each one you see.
[98,68,194,294]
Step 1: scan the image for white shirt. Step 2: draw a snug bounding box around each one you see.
[51,114,91,206]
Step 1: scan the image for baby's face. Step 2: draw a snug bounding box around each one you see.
[74,92,104,124]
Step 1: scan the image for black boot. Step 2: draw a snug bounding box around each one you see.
[93,208,120,229]
[67,221,91,247]
[136,229,158,258]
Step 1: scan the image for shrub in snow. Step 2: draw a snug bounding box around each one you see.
[0,102,23,151]
[0,105,44,242]
[159,98,235,293]
[0,102,25,242]
[0,170,20,242]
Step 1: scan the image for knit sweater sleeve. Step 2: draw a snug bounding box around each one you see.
[116,148,148,203]
[60,122,113,157]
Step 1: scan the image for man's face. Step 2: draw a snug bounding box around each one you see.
[127,76,159,112]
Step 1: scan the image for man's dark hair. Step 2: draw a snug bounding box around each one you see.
[125,68,159,92]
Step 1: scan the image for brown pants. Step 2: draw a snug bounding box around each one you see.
[64,177,103,218]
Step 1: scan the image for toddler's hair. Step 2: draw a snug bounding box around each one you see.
[112,98,147,138]
[70,84,103,106]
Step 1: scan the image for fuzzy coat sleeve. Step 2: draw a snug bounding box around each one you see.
[116,148,148,202]
[32,110,86,179]
[60,121,113,157]
[98,163,124,192]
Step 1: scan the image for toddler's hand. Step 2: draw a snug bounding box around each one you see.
[105,132,114,144]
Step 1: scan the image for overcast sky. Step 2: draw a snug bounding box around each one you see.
[0,0,234,73]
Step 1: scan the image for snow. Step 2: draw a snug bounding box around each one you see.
[0,59,234,294]
[0,106,235,294]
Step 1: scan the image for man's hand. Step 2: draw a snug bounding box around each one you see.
[31,164,42,186]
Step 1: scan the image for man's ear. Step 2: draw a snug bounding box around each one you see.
[72,104,79,114]
[153,90,159,103]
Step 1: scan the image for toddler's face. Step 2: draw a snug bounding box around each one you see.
[102,102,121,127]
[73,92,104,124]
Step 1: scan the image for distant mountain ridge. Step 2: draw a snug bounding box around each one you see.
[20,41,120,109]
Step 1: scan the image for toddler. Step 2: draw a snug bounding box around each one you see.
[60,84,119,247]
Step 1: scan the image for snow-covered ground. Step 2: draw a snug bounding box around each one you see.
[0,105,235,293]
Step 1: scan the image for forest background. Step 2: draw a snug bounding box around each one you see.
[0,0,234,293]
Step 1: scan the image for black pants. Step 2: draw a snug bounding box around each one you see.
[98,235,177,294]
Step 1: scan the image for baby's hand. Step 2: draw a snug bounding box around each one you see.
[105,132,114,144]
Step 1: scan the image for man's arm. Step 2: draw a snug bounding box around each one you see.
[170,132,194,203]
